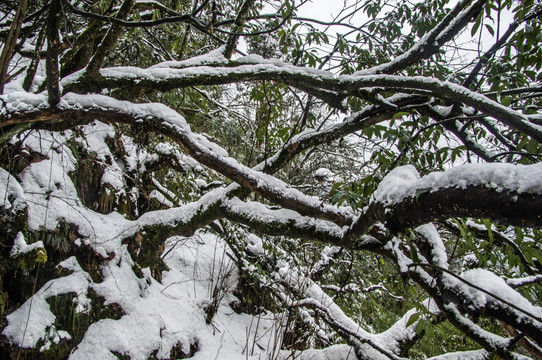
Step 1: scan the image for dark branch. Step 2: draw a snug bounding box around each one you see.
[45,0,61,106]
[382,185,542,232]
[0,0,28,93]
[60,0,210,33]
[85,0,135,74]
[63,64,542,142]
[223,0,255,59]
[1,105,352,226]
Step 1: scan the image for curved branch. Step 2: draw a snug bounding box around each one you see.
[358,0,486,75]
[263,94,424,174]
[222,197,346,245]
[409,263,542,323]
[346,163,542,239]
[63,61,542,142]
[437,114,495,162]
[400,255,518,359]
[383,185,542,231]
[0,93,353,226]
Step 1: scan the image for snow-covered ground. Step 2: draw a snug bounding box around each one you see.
[0,122,356,359]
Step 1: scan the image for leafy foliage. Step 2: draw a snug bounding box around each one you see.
[1,0,542,359]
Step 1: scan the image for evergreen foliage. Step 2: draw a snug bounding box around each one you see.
[0,0,542,359]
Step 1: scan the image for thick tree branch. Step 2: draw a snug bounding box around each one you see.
[222,197,346,245]
[345,163,542,239]
[63,62,542,142]
[3,94,542,236]
[0,96,353,226]
[382,186,542,231]
[45,0,61,106]
[223,0,255,59]
[399,255,518,359]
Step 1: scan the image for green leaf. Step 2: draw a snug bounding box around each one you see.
[425,323,434,338]
[415,319,426,335]
[392,111,410,120]
[485,24,495,36]
[471,13,482,36]
[515,227,524,244]
[406,312,420,327]
[407,230,420,263]
[501,96,512,107]
[483,219,494,242]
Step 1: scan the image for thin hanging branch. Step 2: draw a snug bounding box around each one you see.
[23,23,46,91]
[0,0,28,93]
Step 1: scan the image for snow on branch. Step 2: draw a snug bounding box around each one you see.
[279,263,438,359]
[441,302,516,359]
[404,263,520,359]
[438,268,542,347]
[262,94,422,174]
[222,197,346,245]
[0,91,354,226]
[383,233,541,358]
[506,275,542,288]
[346,163,542,237]
[426,350,489,360]
[61,58,542,142]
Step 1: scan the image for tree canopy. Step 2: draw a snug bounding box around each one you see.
[1,0,542,358]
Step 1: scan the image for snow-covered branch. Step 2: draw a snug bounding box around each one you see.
[61,58,542,142]
[2,0,542,356]
[346,164,542,239]
[1,92,354,225]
